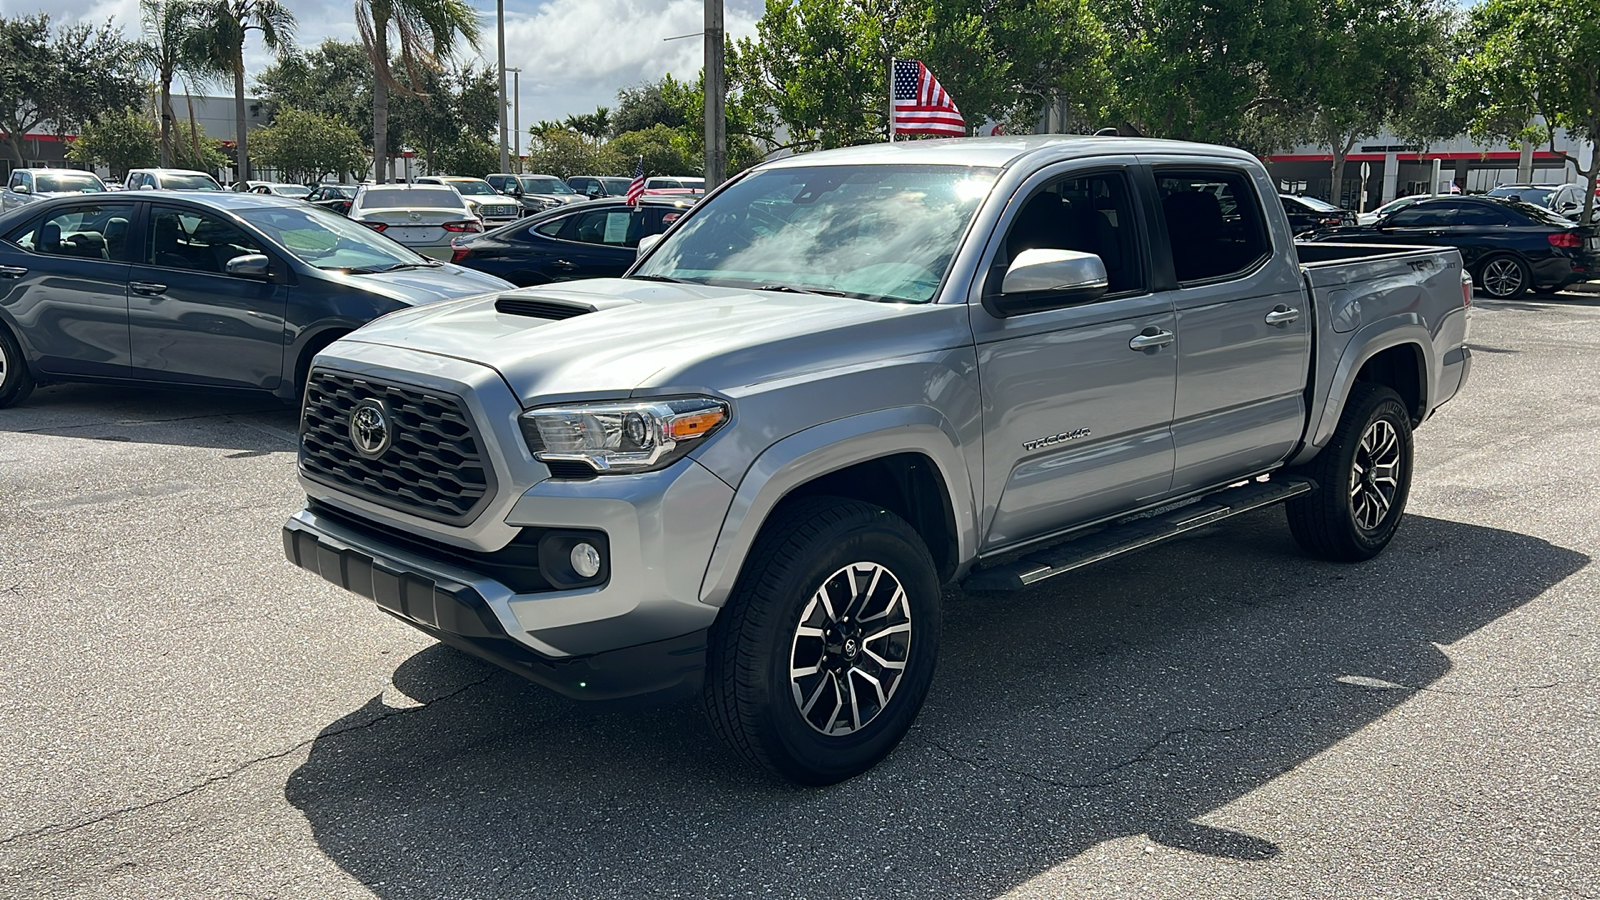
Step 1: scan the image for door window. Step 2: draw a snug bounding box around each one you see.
[1386,205,1450,227]
[4,203,136,260]
[1155,169,1271,283]
[147,206,266,274]
[999,171,1145,295]
[566,208,638,247]
[1450,205,1508,226]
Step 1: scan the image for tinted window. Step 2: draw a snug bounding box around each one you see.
[148,207,265,273]
[533,217,567,238]
[1002,170,1145,295]
[358,188,467,211]
[567,208,637,246]
[1386,205,1450,227]
[6,203,136,260]
[158,173,222,191]
[1500,200,1576,226]
[1157,169,1271,283]
[520,177,574,194]
[1451,205,1508,226]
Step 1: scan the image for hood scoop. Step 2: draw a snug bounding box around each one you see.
[494,295,597,320]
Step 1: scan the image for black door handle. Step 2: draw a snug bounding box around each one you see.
[130,281,167,296]
[551,259,576,269]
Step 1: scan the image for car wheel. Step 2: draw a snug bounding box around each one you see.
[0,325,36,408]
[1478,255,1530,299]
[703,497,941,785]
[1286,383,1413,562]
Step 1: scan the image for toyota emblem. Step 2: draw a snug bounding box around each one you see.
[348,399,392,458]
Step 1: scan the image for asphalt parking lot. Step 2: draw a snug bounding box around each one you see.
[2,291,1598,899]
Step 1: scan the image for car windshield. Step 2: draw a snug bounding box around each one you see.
[1496,198,1575,226]
[600,178,630,193]
[238,205,430,270]
[358,188,466,211]
[34,173,103,193]
[163,174,222,190]
[1295,195,1342,212]
[1489,186,1556,206]
[633,163,1000,303]
[274,185,310,197]
[520,177,575,194]
[447,180,496,196]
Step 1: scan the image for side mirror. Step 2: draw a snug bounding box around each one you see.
[225,254,271,278]
[636,233,664,257]
[139,183,155,190]
[987,248,1108,316]
[12,184,29,195]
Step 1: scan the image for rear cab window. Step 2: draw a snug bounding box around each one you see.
[1155,169,1271,283]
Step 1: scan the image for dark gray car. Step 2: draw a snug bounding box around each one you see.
[0,191,511,408]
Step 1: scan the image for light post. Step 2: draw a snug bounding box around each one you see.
[496,0,509,174]
[704,0,725,188]
[507,67,521,173]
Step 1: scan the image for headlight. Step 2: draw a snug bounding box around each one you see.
[520,397,730,474]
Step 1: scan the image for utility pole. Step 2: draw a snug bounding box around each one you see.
[507,68,521,173]
[497,0,509,173]
[704,0,725,188]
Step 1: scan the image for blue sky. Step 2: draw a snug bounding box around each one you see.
[2,0,766,129]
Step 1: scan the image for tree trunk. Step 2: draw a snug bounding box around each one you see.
[186,92,201,161]
[1582,158,1598,227]
[1329,151,1344,207]
[233,45,249,183]
[159,73,174,168]
[372,25,389,183]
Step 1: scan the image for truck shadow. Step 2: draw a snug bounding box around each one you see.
[284,512,1586,899]
[0,383,298,454]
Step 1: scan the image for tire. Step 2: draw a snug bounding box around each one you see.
[0,325,35,409]
[1478,255,1530,299]
[703,496,941,785]
[1286,383,1413,562]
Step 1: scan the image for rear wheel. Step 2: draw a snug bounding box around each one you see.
[1286,383,1413,562]
[703,497,941,785]
[0,325,35,409]
[1478,255,1529,299]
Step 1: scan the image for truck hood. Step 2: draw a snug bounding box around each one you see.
[340,278,969,403]
[325,263,513,306]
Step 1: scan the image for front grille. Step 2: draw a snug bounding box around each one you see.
[300,370,494,524]
[482,204,517,218]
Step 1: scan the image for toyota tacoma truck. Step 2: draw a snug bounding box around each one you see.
[282,136,1472,785]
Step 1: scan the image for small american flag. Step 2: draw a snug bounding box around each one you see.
[625,156,645,205]
[893,59,965,137]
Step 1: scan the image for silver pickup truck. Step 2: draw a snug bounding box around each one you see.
[282,136,1471,784]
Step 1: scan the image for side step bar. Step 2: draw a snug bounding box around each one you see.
[962,477,1314,592]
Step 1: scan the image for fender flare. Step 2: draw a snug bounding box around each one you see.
[696,406,978,608]
[1293,315,1433,466]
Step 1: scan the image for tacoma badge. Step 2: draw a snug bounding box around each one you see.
[1023,428,1091,451]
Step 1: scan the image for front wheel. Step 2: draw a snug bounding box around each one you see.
[703,497,941,785]
[1286,383,1413,562]
[0,325,35,409]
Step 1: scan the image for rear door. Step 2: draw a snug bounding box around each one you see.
[0,200,137,378]
[125,203,290,390]
[547,206,644,279]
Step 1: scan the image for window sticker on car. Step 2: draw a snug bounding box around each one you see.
[604,212,630,244]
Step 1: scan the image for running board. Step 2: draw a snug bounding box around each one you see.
[961,477,1314,592]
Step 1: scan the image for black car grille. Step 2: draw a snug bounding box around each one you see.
[300,370,493,524]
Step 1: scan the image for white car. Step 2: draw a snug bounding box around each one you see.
[415,176,522,225]
[1,168,107,212]
[1356,195,1425,226]
[248,182,312,199]
[124,168,223,191]
[347,183,484,260]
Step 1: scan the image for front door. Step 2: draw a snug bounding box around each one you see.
[551,206,647,279]
[125,204,289,390]
[0,200,136,378]
[971,162,1178,550]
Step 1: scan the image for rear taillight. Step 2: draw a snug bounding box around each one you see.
[360,221,387,233]
[1318,216,1343,226]
[1548,232,1582,248]
[442,220,483,233]
[451,247,471,263]
[1462,270,1473,307]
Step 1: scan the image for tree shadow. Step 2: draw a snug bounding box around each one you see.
[0,383,298,454]
[285,513,1587,898]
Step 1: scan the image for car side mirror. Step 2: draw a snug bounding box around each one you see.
[139,183,155,190]
[225,254,271,278]
[987,249,1108,317]
[12,184,29,194]
[636,233,664,257]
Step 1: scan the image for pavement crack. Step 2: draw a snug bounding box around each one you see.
[0,673,494,847]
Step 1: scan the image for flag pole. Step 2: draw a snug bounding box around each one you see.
[887,56,895,143]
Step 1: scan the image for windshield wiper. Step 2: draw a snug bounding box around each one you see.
[629,274,687,283]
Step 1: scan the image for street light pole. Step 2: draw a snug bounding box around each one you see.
[497,0,509,174]
[507,68,521,174]
[704,0,725,189]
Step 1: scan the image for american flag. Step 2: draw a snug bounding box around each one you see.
[893,59,965,137]
[625,156,645,205]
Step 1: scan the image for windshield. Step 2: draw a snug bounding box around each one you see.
[633,164,999,303]
[238,205,430,270]
[521,177,575,194]
[358,188,466,211]
[162,174,222,190]
[1488,186,1555,206]
[446,180,495,196]
[35,173,103,193]
[274,185,310,197]
[600,178,630,193]
[1497,198,1576,226]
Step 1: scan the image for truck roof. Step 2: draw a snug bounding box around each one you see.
[761,135,1259,171]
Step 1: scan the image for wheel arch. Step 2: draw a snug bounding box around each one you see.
[282,324,356,402]
[1293,321,1433,467]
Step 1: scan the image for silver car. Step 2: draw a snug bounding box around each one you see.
[347,183,483,260]
[2,169,107,213]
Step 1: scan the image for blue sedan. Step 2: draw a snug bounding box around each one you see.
[0,191,512,408]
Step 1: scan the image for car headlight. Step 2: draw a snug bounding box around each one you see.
[519,397,730,474]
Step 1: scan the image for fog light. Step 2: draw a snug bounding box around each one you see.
[570,542,602,579]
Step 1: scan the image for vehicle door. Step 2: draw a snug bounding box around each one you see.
[0,200,136,378]
[546,206,643,280]
[970,160,1178,550]
[2,171,30,212]
[1146,161,1312,494]
[125,203,290,390]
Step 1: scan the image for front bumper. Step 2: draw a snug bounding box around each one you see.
[284,510,708,700]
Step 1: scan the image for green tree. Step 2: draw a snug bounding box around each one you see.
[523,127,606,178]
[196,0,296,183]
[564,107,611,140]
[605,125,701,178]
[1455,0,1600,223]
[610,81,686,136]
[249,107,367,181]
[139,0,222,167]
[431,134,498,178]
[0,14,143,166]
[254,40,374,145]
[355,0,479,182]
[170,121,231,173]
[66,108,160,177]
[389,64,498,174]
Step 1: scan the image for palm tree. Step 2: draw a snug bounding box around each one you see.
[356,0,480,182]
[138,0,220,167]
[197,0,295,183]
